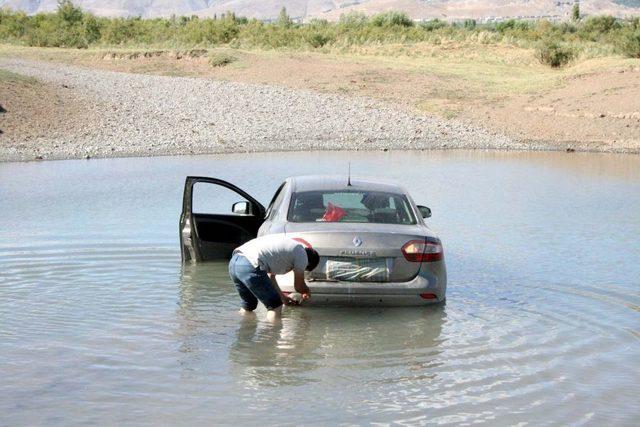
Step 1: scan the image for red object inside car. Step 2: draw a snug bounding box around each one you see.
[321,203,346,222]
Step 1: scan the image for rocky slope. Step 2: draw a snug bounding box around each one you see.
[0,58,523,162]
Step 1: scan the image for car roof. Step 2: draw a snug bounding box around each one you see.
[288,175,406,193]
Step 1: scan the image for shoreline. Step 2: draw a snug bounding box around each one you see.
[2,143,637,164]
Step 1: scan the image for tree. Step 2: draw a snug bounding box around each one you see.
[57,0,83,25]
[83,14,101,43]
[55,1,89,48]
[463,19,477,29]
[278,7,292,28]
[572,3,580,22]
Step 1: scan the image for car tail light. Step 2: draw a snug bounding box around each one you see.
[402,239,443,262]
[419,293,438,300]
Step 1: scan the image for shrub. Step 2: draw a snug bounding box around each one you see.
[308,18,329,27]
[53,0,89,47]
[83,14,101,44]
[277,7,293,29]
[572,4,580,22]
[213,19,240,43]
[305,31,331,48]
[475,30,500,44]
[619,29,640,58]
[370,11,413,28]
[25,16,59,47]
[338,11,368,28]
[57,0,83,26]
[536,39,575,67]
[420,19,447,32]
[496,19,532,33]
[582,16,620,34]
[18,2,92,48]
[101,18,145,45]
[558,22,577,34]
[0,10,29,40]
[57,24,88,48]
[209,52,237,67]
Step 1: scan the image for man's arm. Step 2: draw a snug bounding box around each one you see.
[293,270,311,300]
[268,271,311,305]
[268,273,298,305]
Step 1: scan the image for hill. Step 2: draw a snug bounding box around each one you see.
[1,0,639,20]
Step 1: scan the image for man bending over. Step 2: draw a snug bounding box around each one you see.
[228,235,320,320]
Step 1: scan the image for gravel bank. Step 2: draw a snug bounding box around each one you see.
[1,57,541,162]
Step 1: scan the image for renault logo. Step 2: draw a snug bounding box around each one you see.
[353,237,363,247]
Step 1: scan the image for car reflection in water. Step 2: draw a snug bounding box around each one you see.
[177,263,447,389]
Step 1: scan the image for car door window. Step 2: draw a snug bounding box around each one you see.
[180,177,266,262]
[265,182,287,220]
[192,182,251,215]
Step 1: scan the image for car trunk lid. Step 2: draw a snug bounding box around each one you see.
[284,223,426,283]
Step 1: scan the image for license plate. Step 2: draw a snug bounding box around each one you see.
[325,257,390,282]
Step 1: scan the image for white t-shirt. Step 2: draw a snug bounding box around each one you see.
[234,235,308,275]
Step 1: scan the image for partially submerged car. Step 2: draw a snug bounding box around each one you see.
[180,175,446,305]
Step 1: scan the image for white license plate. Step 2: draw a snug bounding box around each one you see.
[325,257,390,282]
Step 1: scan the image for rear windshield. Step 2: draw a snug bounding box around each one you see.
[288,190,416,224]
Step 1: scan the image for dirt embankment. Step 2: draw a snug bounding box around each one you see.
[458,68,640,152]
[0,69,98,160]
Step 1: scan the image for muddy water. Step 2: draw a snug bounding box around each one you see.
[1,151,639,425]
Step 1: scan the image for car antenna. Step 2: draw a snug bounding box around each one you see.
[347,162,352,186]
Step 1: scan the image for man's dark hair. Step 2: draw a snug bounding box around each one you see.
[305,248,320,271]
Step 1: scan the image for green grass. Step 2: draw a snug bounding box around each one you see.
[208,52,238,67]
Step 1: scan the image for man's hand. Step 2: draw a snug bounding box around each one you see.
[293,271,311,300]
[269,272,307,305]
[282,295,299,306]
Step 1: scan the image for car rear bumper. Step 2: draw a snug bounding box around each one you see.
[295,292,443,306]
[278,262,447,306]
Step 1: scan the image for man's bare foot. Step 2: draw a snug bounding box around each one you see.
[238,308,256,317]
[265,306,282,322]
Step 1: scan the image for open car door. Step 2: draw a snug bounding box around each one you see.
[180,176,266,262]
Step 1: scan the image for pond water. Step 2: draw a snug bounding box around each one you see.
[1,150,639,425]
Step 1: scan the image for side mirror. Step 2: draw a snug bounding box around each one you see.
[232,201,251,215]
[417,205,432,219]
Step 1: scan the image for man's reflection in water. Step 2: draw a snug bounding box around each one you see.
[230,312,317,388]
[178,263,447,389]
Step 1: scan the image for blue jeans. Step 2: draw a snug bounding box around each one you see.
[228,253,283,311]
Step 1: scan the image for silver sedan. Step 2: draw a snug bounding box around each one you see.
[180,175,446,305]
